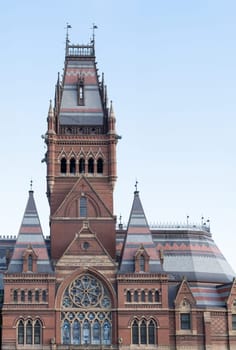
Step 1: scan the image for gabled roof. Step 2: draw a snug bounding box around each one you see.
[119,191,163,273]
[7,190,52,273]
[56,221,116,271]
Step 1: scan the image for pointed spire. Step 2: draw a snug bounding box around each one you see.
[119,190,163,273]
[7,190,53,273]
[48,99,53,119]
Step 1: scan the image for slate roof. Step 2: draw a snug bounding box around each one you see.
[7,190,53,274]
[59,45,105,126]
[119,191,163,273]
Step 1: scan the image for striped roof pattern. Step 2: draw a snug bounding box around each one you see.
[119,191,162,273]
[59,56,104,126]
[7,191,52,273]
[189,282,232,307]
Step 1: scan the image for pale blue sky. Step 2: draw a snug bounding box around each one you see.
[0,1,236,270]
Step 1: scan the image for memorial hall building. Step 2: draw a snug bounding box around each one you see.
[1,33,236,350]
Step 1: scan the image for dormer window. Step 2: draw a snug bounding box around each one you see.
[135,247,149,273]
[77,77,85,105]
[23,248,37,273]
[28,255,33,272]
[139,255,145,272]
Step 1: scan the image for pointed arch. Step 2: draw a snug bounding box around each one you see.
[26,320,33,344]
[70,157,76,174]
[79,157,85,173]
[132,320,139,344]
[97,157,103,174]
[88,157,94,173]
[34,320,42,344]
[60,157,67,174]
[18,320,24,344]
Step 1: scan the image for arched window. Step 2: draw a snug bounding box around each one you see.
[70,158,76,174]
[28,254,33,271]
[141,290,146,302]
[61,274,112,346]
[132,320,139,344]
[97,158,103,174]
[148,320,155,344]
[34,320,41,344]
[62,320,71,344]
[28,290,32,303]
[42,290,47,302]
[72,320,80,344]
[134,290,139,302]
[140,255,145,272]
[18,320,24,344]
[103,320,111,345]
[26,320,33,344]
[88,158,94,173]
[21,290,25,302]
[35,290,39,302]
[61,157,67,174]
[13,290,18,303]
[140,320,147,344]
[126,290,131,302]
[80,197,87,217]
[82,320,91,344]
[155,290,159,302]
[79,158,85,173]
[92,320,100,344]
[148,290,153,303]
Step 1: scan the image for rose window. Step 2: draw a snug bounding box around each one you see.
[61,274,112,345]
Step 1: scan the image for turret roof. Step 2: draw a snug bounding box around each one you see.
[119,190,163,273]
[7,190,52,273]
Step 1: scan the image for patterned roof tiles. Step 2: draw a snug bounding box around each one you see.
[7,190,53,274]
[119,191,163,273]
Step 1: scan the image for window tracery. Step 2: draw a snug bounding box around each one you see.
[61,274,112,345]
[131,318,156,345]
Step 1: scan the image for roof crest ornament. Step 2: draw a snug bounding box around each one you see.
[30,179,33,192]
[134,179,139,194]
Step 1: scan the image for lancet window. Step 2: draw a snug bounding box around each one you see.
[132,319,156,345]
[17,319,42,345]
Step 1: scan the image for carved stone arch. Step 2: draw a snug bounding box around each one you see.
[86,148,96,160]
[78,148,86,159]
[55,267,117,310]
[68,149,77,159]
[64,192,101,217]
[57,148,67,162]
[94,148,105,161]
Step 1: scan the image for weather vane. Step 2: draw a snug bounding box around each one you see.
[135,180,138,192]
[91,23,98,45]
[65,23,72,44]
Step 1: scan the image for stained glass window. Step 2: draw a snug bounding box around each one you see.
[61,274,112,345]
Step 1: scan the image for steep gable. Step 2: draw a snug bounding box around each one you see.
[55,221,116,275]
[53,176,113,218]
[119,190,162,273]
[7,190,52,273]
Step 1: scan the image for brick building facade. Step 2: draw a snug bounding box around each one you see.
[1,34,236,349]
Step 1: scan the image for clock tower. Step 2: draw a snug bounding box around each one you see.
[45,36,119,261]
